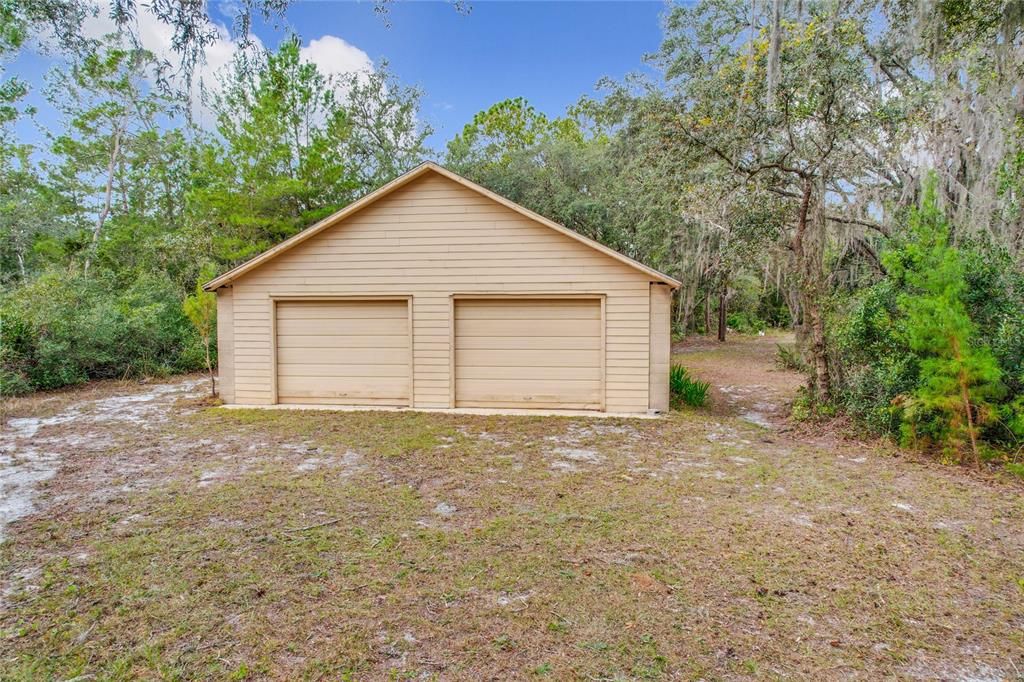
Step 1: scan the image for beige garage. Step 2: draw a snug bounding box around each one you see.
[205,162,679,415]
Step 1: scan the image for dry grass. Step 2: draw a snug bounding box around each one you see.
[1,342,1022,680]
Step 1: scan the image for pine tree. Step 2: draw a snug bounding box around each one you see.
[884,178,1004,465]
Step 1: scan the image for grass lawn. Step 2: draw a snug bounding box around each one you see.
[1,336,1022,680]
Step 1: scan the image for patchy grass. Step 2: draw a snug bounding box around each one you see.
[1,350,1022,680]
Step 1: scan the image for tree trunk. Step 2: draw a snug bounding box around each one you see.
[766,0,783,108]
[792,176,831,403]
[704,294,712,336]
[951,336,979,466]
[678,283,697,336]
[807,301,829,401]
[717,286,727,342]
[84,125,123,277]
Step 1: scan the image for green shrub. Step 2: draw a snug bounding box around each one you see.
[0,270,206,394]
[791,387,813,421]
[775,344,807,372]
[883,182,1004,464]
[829,179,1022,462]
[829,280,919,434]
[669,364,710,408]
[726,310,767,334]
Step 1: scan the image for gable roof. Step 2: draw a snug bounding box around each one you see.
[202,162,681,291]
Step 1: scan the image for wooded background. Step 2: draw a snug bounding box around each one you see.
[2,0,1022,469]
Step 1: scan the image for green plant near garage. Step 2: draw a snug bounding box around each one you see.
[669,364,710,408]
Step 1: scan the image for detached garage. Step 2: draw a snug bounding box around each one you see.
[204,162,679,415]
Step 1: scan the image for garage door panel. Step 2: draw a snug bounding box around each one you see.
[457,365,602,381]
[276,303,407,320]
[277,347,408,365]
[279,395,404,406]
[454,299,603,409]
[277,318,407,336]
[456,348,601,368]
[276,334,408,349]
[454,380,601,408]
[455,336,601,351]
[278,376,409,399]
[456,301,601,320]
[456,376,598,393]
[276,300,409,405]
[277,363,410,378]
[454,318,600,338]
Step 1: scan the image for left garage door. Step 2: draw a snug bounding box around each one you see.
[275,300,410,406]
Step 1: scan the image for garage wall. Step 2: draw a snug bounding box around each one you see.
[224,170,656,412]
[648,283,672,413]
[216,287,235,404]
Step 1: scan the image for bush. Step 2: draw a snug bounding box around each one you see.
[1006,462,1024,480]
[830,281,921,435]
[828,183,1023,462]
[775,344,807,372]
[726,310,767,334]
[669,363,710,408]
[0,271,205,395]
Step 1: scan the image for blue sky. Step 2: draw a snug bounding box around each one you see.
[11,1,669,154]
[273,1,666,149]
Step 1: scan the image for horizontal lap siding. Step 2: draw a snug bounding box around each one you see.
[216,287,235,403]
[226,172,652,412]
[649,284,672,412]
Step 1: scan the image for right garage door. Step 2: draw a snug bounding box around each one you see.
[454,298,603,410]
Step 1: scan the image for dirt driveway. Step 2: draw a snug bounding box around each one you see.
[1,337,1022,680]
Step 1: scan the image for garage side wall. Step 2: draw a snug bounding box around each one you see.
[648,283,672,412]
[216,287,235,404]
[225,171,657,413]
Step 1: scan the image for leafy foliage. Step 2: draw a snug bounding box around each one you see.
[183,266,218,397]
[883,182,1005,463]
[832,181,1023,466]
[669,364,710,408]
[0,272,202,394]
[774,344,807,373]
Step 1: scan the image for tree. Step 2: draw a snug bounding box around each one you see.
[191,36,362,265]
[877,0,1024,251]
[11,0,469,101]
[649,0,897,401]
[182,267,217,397]
[885,179,1005,465]
[447,97,583,174]
[0,143,56,281]
[342,65,433,190]
[45,38,169,275]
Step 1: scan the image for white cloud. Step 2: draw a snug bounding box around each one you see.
[300,35,373,82]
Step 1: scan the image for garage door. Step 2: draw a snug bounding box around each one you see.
[454,299,603,410]
[275,300,410,405]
